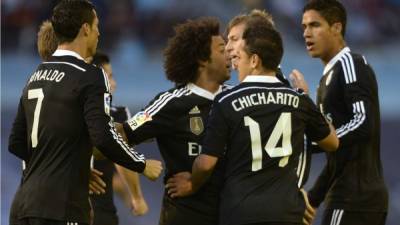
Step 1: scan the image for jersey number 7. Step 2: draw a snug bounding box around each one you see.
[244,112,292,171]
[28,88,44,148]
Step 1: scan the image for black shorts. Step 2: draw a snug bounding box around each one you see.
[12,218,88,225]
[92,210,118,225]
[321,209,387,225]
[243,223,301,225]
[159,195,218,225]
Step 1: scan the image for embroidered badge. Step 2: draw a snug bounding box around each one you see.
[190,117,204,135]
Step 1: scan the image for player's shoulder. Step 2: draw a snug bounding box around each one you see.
[214,83,240,104]
[152,84,191,102]
[333,49,370,70]
[144,84,192,115]
[334,49,373,84]
[348,51,370,67]
[221,83,234,92]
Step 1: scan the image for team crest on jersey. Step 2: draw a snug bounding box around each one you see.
[190,117,204,135]
[127,111,152,131]
[104,93,111,116]
[325,70,333,86]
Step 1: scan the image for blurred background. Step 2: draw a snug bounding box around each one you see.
[1,0,399,224]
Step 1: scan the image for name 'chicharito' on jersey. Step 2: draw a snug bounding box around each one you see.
[201,75,332,225]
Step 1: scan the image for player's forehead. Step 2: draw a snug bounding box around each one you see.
[227,23,246,39]
[92,10,99,25]
[302,9,326,25]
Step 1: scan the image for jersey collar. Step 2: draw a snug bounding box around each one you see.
[187,83,222,100]
[52,49,85,61]
[323,47,350,75]
[242,75,281,83]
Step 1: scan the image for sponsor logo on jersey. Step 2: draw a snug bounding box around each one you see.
[104,93,111,116]
[190,116,204,135]
[127,111,152,131]
[325,70,333,86]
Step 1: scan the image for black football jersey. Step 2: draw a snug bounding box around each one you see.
[308,47,388,212]
[90,106,131,217]
[123,83,231,217]
[8,50,145,224]
[201,75,331,225]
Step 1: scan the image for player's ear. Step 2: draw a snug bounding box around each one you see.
[250,54,260,69]
[332,22,342,35]
[82,23,91,36]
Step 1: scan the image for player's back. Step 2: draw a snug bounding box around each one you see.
[208,76,330,225]
[15,52,105,223]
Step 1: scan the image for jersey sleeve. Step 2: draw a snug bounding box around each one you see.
[336,56,376,147]
[8,97,30,161]
[122,91,178,145]
[301,95,331,142]
[201,100,229,158]
[81,68,146,172]
[307,163,333,208]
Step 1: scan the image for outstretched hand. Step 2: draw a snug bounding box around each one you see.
[165,172,193,198]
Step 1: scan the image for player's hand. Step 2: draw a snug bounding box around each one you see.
[131,197,149,216]
[143,159,163,181]
[165,172,193,198]
[89,168,106,195]
[300,189,316,225]
[290,69,310,95]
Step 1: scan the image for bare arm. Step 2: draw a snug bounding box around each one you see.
[316,122,339,152]
[115,164,149,216]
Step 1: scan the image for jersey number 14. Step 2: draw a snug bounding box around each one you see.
[244,112,292,171]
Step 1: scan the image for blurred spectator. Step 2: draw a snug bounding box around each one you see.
[2,0,400,54]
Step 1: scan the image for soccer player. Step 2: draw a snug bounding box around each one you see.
[8,1,162,225]
[37,20,58,61]
[180,19,338,225]
[225,9,291,87]
[89,52,149,225]
[293,1,389,225]
[121,18,231,225]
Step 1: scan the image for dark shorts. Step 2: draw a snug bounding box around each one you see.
[12,218,88,225]
[92,210,118,225]
[159,195,218,225]
[243,223,301,225]
[321,209,387,225]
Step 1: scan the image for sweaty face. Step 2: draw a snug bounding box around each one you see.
[87,10,100,57]
[206,35,231,84]
[302,10,338,61]
[225,23,246,70]
[102,63,116,94]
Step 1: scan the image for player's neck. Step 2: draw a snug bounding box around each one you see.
[194,74,220,94]
[250,67,275,77]
[321,40,346,65]
[57,41,88,60]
